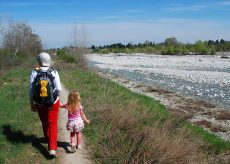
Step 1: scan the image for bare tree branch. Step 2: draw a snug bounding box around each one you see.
[70,23,89,67]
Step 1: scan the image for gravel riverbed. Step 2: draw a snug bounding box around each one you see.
[87,53,230,109]
[86,53,230,141]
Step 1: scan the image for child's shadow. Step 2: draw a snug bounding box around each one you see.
[58,140,72,154]
[1,124,71,159]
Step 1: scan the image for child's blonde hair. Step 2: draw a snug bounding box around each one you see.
[67,91,81,113]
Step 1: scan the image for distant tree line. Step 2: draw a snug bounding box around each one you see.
[91,37,230,55]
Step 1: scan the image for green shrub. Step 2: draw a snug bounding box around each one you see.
[57,49,75,63]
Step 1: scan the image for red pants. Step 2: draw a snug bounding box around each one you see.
[36,100,60,150]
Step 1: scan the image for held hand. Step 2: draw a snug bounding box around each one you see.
[59,102,65,108]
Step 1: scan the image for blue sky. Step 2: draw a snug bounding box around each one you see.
[0,0,230,48]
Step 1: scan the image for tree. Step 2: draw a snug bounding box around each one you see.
[91,45,96,50]
[0,17,5,48]
[194,40,208,54]
[2,22,42,60]
[70,23,89,67]
[208,40,215,46]
[220,39,225,44]
[164,37,178,47]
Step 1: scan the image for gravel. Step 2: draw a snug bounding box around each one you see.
[87,53,230,109]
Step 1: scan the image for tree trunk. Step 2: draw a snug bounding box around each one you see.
[12,46,19,62]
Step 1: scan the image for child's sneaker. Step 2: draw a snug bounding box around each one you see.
[71,145,76,153]
[77,144,82,150]
[49,150,57,158]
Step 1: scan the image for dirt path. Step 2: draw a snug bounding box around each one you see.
[57,83,92,164]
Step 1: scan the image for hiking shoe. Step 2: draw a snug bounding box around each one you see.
[77,144,82,150]
[49,150,57,158]
[71,145,76,153]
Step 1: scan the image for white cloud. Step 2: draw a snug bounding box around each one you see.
[168,4,207,12]
[1,2,79,7]
[1,2,54,7]
[218,1,230,6]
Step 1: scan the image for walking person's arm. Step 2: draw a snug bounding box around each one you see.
[29,70,37,112]
[60,103,67,108]
[53,70,61,96]
[81,108,90,124]
[29,97,37,112]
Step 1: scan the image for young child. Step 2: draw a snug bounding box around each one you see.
[60,91,90,152]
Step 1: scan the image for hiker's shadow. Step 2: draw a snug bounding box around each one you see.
[1,124,71,159]
[58,141,72,154]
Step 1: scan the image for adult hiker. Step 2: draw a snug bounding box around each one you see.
[29,52,61,157]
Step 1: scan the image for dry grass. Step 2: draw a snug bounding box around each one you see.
[193,120,226,132]
[216,110,230,120]
[146,86,172,94]
[89,99,205,163]
[168,107,193,120]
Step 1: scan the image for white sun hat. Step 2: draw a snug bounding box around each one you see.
[37,52,52,67]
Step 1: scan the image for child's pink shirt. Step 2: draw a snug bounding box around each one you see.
[62,104,83,121]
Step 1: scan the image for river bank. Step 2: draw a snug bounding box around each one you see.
[87,53,230,109]
[86,53,230,141]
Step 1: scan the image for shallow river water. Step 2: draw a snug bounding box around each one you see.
[87,54,230,109]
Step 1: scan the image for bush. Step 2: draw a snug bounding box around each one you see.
[57,49,75,63]
[0,49,28,69]
[143,46,155,54]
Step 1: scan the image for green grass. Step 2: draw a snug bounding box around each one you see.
[59,66,230,163]
[0,67,57,163]
[1,60,230,163]
[186,123,230,153]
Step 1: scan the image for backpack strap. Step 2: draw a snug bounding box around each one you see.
[47,68,58,105]
[47,68,54,74]
[33,67,43,75]
[33,67,56,84]
[34,67,40,71]
[33,67,40,72]
[48,67,57,74]
[33,67,56,74]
